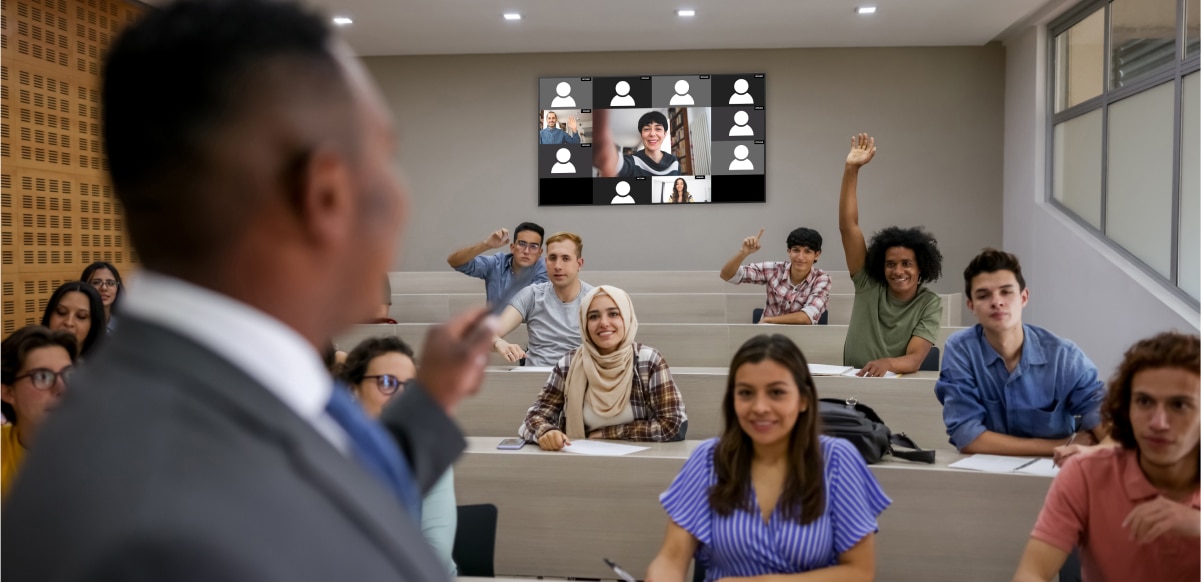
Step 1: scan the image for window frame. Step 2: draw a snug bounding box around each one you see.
[1046,0,1201,307]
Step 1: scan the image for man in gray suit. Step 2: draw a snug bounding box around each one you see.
[1,1,496,580]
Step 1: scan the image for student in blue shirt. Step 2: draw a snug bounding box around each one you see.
[446,222,549,303]
[646,334,889,582]
[935,248,1107,458]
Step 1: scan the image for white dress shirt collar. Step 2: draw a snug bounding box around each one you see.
[121,271,333,433]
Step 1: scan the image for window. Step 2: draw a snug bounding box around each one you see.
[1049,0,1201,303]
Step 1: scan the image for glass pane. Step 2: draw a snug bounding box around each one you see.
[1111,0,1177,89]
[1180,73,1199,299]
[1052,110,1103,228]
[1106,82,1175,277]
[1055,9,1105,112]
[1188,0,1200,58]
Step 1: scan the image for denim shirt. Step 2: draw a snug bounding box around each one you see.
[935,324,1104,450]
[453,253,548,304]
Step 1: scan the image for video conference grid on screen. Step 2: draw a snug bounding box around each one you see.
[538,74,766,207]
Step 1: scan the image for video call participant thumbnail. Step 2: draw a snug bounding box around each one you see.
[592,109,681,178]
[538,111,581,145]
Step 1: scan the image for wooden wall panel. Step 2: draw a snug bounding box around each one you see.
[1,0,141,336]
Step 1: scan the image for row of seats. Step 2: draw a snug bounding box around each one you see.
[388,290,964,326]
[460,368,949,449]
[453,438,1051,581]
[336,322,965,368]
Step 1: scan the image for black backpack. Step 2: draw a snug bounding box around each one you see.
[818,397,936,464]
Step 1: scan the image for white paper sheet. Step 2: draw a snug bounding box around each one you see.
[948,454,1041,473]
[808,363,854,376]
[1014,458,1061,477]
[508,366,555,372]
[561,440,649,456]
[842,368,898,378]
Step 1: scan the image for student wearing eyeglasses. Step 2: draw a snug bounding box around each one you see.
[338,336,458,576]
[1,326,78,501]
[80,261,125,335]
[447,222,549,304]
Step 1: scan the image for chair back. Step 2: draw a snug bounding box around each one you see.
[920,345,941,371]
[452,503,498,577]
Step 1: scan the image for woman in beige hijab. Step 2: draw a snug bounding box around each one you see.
[519,285,688,450]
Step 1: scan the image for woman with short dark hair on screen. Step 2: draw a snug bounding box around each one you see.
[667,178,693,204]
[519,285,687,449]
[40,281,105,359]
[646,334,890,582]
[80,261,124,335]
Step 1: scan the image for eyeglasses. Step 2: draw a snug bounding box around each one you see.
[514,240,542,252]
[14,367,74,390]
[89,279,119,289]
[361,374,409,396]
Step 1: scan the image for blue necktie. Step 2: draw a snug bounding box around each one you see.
[324,385,423,521]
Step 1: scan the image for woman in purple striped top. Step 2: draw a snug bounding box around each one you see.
[647,334,891,581]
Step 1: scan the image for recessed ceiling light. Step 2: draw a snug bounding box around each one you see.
[855,6,877,15]
[677,9,696,17]
[331,16,353,26]
[503,13,522,21]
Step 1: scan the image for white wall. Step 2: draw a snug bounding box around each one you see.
[1002,21,1200,376]
[363,46,1006,296]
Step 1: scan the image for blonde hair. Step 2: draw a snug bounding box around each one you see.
[544,232,583,258]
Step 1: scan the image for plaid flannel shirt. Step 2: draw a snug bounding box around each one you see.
[518,343,686,442]
[731,262,831,321]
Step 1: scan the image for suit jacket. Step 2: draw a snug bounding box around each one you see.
[1,316,464,582]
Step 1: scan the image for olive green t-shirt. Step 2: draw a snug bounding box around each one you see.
[843,269,941,368]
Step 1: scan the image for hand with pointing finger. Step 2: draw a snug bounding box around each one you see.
[485,228,510,249]
[740,228,765,256]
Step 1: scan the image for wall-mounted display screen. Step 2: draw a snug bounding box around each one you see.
[537,74,766,206]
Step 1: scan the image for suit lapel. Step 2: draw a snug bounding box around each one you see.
[108,317,435,576]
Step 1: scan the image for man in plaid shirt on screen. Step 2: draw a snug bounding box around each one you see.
[719,227,831,325]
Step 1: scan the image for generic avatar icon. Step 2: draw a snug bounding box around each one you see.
[729,145,754,171]
[551,81,576,107]
[729,78,754,105]
[669,80,694,105]
[729,110,753,136]
[610,181,635,204]
[610,81,636,107]
[551,148,577,174]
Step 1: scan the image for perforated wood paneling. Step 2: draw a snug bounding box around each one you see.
[1,0,141,336]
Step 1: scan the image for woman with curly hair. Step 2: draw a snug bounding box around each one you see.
[838,133,943,376]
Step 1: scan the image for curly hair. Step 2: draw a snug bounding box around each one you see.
[864,226,943,286]
[1104,332,1200,450]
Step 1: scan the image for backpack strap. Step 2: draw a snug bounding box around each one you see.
[889,432,936,464]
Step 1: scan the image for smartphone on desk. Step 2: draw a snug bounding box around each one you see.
[496,438,526,450]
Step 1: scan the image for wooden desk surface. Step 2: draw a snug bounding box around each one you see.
[454,438,1049,582]
[460,368,951,450]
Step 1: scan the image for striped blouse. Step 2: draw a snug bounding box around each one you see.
[660,437,890,580]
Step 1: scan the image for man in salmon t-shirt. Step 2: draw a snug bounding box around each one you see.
[1012,332,1200,582]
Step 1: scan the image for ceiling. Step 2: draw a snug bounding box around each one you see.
[304,0,1054,57]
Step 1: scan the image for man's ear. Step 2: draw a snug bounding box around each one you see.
[292,145,354,247]
[2,383,16,406]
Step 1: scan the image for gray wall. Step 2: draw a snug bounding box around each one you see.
[362,46,1005,295]
[1002,23,1200,375]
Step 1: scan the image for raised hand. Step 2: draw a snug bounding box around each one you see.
[485,228,510,249]
[567,115,578,133]
[741,228,765,255]
[846,133,876,167]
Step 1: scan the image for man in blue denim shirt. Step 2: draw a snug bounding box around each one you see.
[447,222,549,303]
[936,249,1107,455]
